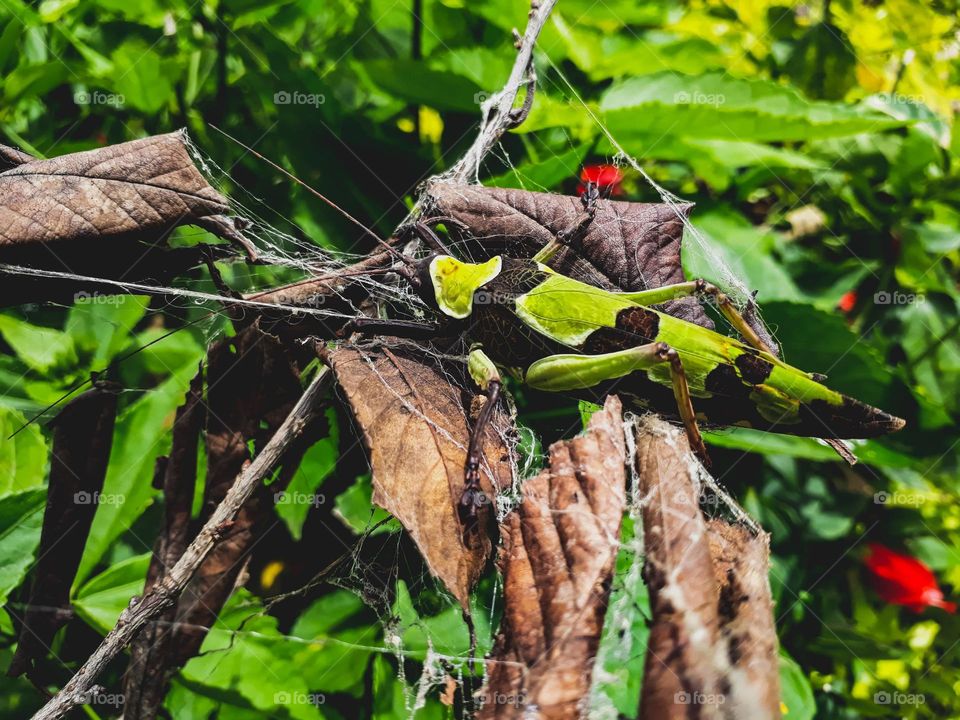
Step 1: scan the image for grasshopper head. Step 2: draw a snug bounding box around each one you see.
[414,254,503,320]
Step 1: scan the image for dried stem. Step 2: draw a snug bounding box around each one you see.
[31,369,331,720]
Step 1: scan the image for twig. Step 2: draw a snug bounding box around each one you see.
[31,368,331,720]
[446,0,557,184]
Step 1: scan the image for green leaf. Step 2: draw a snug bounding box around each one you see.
[362,59,482,112]
[334,474,400,536]
[0,408,47,496]
[274,408,338,540]
[684,206,803,302]
[0,488,46,605]
[76,362,200,585]
[485,144,588,190]
[3,61,66,102]
[587,515,649,717]
[66,295,148,369]
[779,649,816,720]
[73,552,150,634]
[0,315,77,374]
[109,41,177,113]
[178,590,325,720]
[601,71,904,142]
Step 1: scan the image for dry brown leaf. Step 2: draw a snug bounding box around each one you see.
[8,383,120,682]
[706,520,780,718]
[636,415,779,720]
[479,395,626,719]
[124,368,205,719]
[329,345,514,608]
[0,131,250,305]
[424,182,710,328]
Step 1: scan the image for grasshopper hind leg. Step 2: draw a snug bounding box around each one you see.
[461,346,503,544]
[524,342,711,468]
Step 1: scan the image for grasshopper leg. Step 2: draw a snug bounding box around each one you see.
[525,342,711,467]
[461,346,502,541]
[533,184,600,263]
[662,345,710,468]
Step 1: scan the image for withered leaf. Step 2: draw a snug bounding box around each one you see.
[423,182,710,328]
[0,131,251,306]
[479,396,626,719]
[329,345,514,608]
[706,520,780,718]
[635,415,779,720]
[8,382,120,681]
[123,368,205,720]
[172,322,303,666]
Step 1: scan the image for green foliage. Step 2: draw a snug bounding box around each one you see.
[1,0,960,717]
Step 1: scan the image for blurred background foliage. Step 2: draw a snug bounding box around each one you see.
[1,0,960,717]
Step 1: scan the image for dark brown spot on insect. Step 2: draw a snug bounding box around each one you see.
[582,306,660,353]
[735,350,773,385]
[618,306,660,343]
[705,363,749,399]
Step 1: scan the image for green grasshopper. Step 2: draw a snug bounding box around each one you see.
[341,217,906,536]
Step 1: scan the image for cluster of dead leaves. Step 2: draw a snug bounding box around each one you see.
[2,135,781,720]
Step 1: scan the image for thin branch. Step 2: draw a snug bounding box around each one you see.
[31,368,332,720]
[446,0,556,184]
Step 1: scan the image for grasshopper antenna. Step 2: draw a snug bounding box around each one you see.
[208,124,414,267]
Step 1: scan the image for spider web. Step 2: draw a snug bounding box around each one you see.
[0,53,769,717]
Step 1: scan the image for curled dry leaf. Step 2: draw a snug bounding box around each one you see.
[329,345,514,608]
[8,383,120,681]
[479,395,626,720]
[635,414,779,720]
[0,131,251,305]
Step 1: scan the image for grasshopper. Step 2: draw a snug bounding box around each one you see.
[342,215,905,537]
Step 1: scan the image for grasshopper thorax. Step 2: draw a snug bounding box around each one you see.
[414,254,503,319]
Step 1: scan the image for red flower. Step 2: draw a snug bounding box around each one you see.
[838,290,857,314]
[864,543,956,613]
[578,164,624,196]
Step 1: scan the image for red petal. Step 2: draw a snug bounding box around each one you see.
[838,291,857,313]
[580,164,624,188]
